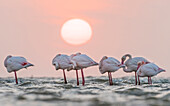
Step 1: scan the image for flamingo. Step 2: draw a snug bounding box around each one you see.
[70,52,98,86]
[4,55,34,84]
[121,54,150,85]
[99,56,125,85]
[137,61,165,85]
[52,54,74,84]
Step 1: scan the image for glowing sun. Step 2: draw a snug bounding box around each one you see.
[61,19,92,45]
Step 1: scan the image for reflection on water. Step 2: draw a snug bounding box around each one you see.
[0,76,169,106]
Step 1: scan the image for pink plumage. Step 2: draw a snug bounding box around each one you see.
[70,52,98,86]
[99,56,125,85]
[121,54,149,85]
[137,61,165,84]
[4,55,34,84]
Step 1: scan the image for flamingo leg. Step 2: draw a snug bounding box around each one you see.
[76,70,79,85]
[150,77,152,85]
[81,69,85,86]
[14,71,18,84]
[135,72,137,85]
[63,69,67,84]
[109,72,113,85]
[138,75,140,85]
[148,77,150,84]
[108,72,111,85]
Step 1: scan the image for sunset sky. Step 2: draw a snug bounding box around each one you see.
[0,0,169,78]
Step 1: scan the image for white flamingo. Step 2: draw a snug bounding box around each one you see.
[99,56,125,85]
[70,52,98,86]
[4,55,34,84]
[137,61,165,85]
[52,54,74,84]
[121,54,150,85]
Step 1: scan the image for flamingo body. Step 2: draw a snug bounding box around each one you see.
[70,53,98,70]
[70,53,98,85]
[4,55,33,73]
[99,56,122,74]
[52,54,73,71]
[52,54,74,84]
[123,57,149,72]
[121,54,149,85]
[137,63,165,77]
[4,55,33,84]
[99,56,124,85]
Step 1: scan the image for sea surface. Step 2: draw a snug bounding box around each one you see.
[0,76,169,106]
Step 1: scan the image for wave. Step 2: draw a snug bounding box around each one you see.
[0,76,169,106]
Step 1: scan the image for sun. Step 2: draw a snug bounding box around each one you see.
[61,19,92,45]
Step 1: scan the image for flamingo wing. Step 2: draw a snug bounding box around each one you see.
[99,57,121,74]
[52,54,73,70]
[6,57,27,72]
[71,54,98,68]
[138,63,157,77]
[125,57,149,71]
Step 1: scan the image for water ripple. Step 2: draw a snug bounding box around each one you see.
[0,76,169,106]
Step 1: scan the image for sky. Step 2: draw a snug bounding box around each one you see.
[0,0,170,78]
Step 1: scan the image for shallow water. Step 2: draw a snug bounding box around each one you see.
[0,76,169,106]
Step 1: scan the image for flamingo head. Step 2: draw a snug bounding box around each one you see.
[118,64,126,68]
[121,56,126,64]
[103,56,108,59]
[70,52,81,58]
[145,62,150,64]
[137,61,143,69]
[7,55,12,58]
[53,62,59,70]
[137,61,145,65]
[142,61,145,65]
[76,52,81,55]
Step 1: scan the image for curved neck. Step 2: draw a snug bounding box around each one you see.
[137,64,141,70]
[121,54,132,64]
[125,54,132,59]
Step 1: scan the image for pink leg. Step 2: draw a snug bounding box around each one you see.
[81,69,85,86]
[63,69,67,84]
[14,71,18,84]
[148,77,150,84]
[150,77,152,85]
[109,72,113,85]
[138,75,140,85]
[135,72,137,85]
[108,72,111,85]
[76,70,79,85]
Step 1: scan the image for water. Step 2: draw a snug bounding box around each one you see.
[0,76,169,106]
